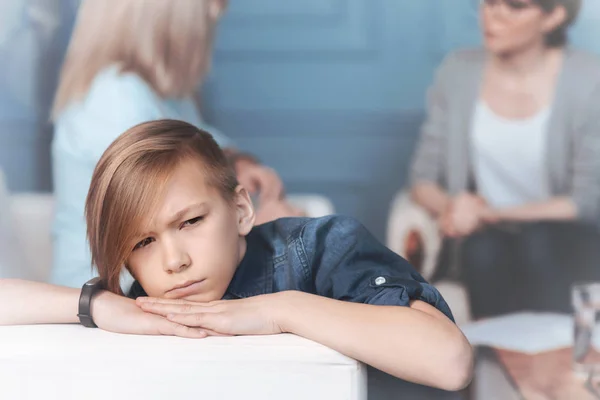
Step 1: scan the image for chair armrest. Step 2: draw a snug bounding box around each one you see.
[386,191,472,323]
[386,191,441,281]
[287,194,335,218]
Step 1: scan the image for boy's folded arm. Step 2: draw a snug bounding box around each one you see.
[0,279,208,338]
[0,279,80,325]
[295,216,472,390]
[276,291,473,392]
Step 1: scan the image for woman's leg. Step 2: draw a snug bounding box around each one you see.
[558,223,600,284]
[516,222,600,313]
[514,222,566,312]
[459,226,516,319]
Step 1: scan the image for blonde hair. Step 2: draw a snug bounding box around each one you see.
[85,119,238,294]
[52,0,227,118]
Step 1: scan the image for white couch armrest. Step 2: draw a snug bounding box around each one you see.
[10,193,54,282]
[0,327,367,400]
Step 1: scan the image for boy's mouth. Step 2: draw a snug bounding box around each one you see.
[165,279,206,298]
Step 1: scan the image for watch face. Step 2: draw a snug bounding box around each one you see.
[84,277,102,287]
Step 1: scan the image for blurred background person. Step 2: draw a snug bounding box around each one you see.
[50,0,302,288]
[409,0,600,318]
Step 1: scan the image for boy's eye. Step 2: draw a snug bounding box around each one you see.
[182,216,204,228]
[506,0,530,9]
[133,237,154,251]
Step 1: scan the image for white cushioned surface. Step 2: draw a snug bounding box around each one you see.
[0,170,25,279]
[0,325,367,400]
[9,193,54,282]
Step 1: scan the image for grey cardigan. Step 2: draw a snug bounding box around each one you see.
[410,48,600,223]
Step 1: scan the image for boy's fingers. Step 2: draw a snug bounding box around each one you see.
[140,302,206,316]
[137,297,199,305]
[167,312,220,330]
[202,328,232,337]
[161,321,207,339]
[140,297,221,307]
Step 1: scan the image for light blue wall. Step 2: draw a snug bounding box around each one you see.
[1,0,599,239]
[203,0,600,238]
[0,0,74,192]
[203,0,448,238]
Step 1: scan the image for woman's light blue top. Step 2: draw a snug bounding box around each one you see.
[51,66,231,287]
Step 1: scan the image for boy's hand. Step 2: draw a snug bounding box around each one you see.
[92,291,208,338]
[136,292,288,336]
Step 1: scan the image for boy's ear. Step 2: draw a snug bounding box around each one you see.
[234,185,255,235]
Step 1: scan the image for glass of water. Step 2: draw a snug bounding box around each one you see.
[573,283,600,377]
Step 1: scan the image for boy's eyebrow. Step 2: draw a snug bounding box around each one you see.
[135,203,209,240]
[166,202,208,227]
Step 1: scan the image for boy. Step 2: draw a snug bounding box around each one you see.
[0,120,472,391]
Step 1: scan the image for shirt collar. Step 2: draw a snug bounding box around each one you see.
[224,226,274,299]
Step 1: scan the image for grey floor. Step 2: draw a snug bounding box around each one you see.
[367,347,521,400]
[367,367,466,400]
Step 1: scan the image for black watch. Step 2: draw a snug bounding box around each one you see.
[78,277,105,328]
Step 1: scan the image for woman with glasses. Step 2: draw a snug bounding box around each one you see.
[409,0,600,318]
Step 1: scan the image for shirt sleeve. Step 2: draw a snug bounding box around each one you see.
[301,215,454,322]
[570,79,600,223]
[409,52,458,187]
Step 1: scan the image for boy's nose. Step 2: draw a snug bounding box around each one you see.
[162,241,191,274]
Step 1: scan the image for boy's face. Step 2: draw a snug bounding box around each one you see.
[127,159,254,302]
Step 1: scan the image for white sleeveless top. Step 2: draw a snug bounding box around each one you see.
[470,100,551,208]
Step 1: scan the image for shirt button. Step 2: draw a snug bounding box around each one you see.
[374,276,386,286]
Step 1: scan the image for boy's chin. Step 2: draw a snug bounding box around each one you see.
[179,291,223,303]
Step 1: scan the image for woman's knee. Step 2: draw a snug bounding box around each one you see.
[518,222,600,272]
[461,227,511,275]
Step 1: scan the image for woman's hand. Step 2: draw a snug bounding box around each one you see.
[236,160,284,203]
[92,291,208,338]
[136,293,288,336]
[254,198,305,225]
[479,207,501,225]
[228,152,304,223]
[440,193,489,238]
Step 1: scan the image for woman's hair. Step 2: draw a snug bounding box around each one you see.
[85,119,238,294]
[51,0,227,118]
[534,0,581,47]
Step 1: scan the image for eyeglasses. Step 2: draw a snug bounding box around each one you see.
[479,0,536,11]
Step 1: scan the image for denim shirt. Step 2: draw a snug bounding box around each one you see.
[129,215,454,322]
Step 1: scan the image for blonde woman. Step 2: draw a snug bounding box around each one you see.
[51,0,300,288]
